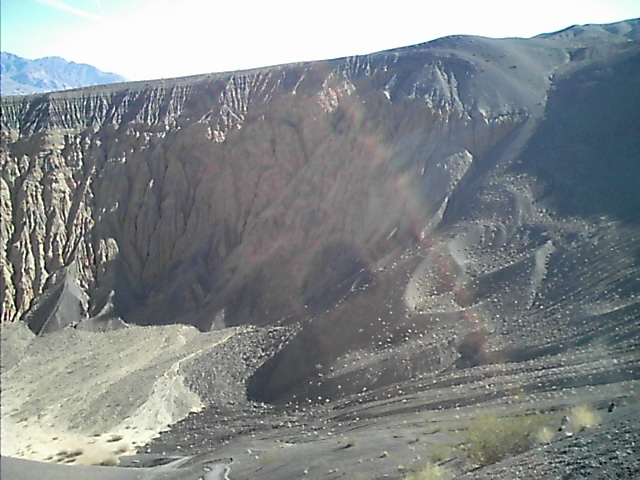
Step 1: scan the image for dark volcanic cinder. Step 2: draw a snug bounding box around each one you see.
[1,19,639,480]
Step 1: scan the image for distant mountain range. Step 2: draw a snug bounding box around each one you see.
[0,52,126,96]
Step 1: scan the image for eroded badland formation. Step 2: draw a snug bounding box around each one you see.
[1,20,639,479]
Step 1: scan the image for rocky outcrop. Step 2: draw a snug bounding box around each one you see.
[2,21,639,401]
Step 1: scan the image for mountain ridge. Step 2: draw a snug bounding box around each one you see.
[1,52,127,96]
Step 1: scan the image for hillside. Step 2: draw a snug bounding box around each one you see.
[1,19,639,479]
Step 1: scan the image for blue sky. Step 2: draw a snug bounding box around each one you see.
[2,0,639,81]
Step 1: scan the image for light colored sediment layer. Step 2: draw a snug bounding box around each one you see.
[0,323,239,465]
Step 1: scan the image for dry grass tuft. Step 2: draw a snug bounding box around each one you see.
[258,452,277,467]
[457,411,554,466]
[404,462,450,480]
[536,426,555,443]
[428,443,453,463]
[568,404,599,432]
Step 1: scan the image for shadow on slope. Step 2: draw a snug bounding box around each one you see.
[517,47,640,224]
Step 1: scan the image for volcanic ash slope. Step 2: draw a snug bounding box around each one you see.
[0,18,640,478]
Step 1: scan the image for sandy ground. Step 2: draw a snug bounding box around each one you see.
[0,322,240,466]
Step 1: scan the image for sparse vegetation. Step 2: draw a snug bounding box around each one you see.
[457,411,554,466]
[107,434,124,443]
[404,462,450,480]
[568,404,599,432]
[428,443,452,463]
[536,425,555,443]
[258,452,277,467]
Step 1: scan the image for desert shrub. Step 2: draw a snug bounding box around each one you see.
[535,426,555,443]
[568,404,599,432]
[428,443,453,463]
[404,462,450,480]
[107,434,124,443]
[258,453,277,467]
[457,412,552,466]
